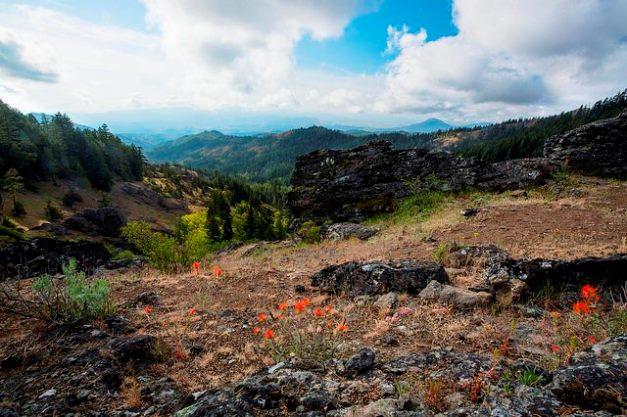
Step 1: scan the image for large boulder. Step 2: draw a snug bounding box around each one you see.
[63,206,127,237]
[544,111,627,179]
[484,253,627,305]
[288,140,552,222]
[311,260,450,296]
[0,237,111,280]
[321,223,379,241]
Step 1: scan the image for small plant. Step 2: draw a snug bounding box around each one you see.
[297,221,321,243]
[252,299,349,362]
[432,242,452,265]
[44,200,63,221]
[422,379,448,412]
[62,191,83,208]
[517,369,544,387]
[112,249,136,261]
[1,259,115,325]
[120,375,142,408]
[394,380,412,400]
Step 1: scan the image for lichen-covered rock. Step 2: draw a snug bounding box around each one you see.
[311,260,450,296]
[288,141,552,222]
[484,253,627,302]
[551,335,626,414]
[418,280,492,309]
[321,222,379,240]
[108,335,157,364]
[544,111,627,179]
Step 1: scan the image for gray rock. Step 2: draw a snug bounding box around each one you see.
[322,222,379,240]
[63,206,127,237]
[373,292,399,310]
[344,348,376,375]
[311,260,449,296]
[419,280,492,309]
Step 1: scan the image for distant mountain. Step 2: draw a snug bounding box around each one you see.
[396,118,454,133]
[30,112,93,131]
[147,126,437,183]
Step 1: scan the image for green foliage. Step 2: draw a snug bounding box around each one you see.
[517,369,545,387]
[432,243,452,265]
[607,308,627,337]
[31,259,115,323]
[122,219,214,271]
[112,249,136,261]
[375,190,450,225]
[0,101,145,191]
[12,200,26,217]
[297,220,321,243]
[456,90,627,163]
[44,200,63,221]
[62,191,83,207]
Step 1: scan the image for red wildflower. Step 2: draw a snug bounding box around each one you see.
[294,298,310,314]
[257,313,267,322]
[253,327,261,335]
[188,307,197,316]
[143,306,153,315]
[324,305,332,313]
[581,285,600,303]
[572,300,591,314]
[313,307,324,317]
[550,344,561,353]
[192,261,200,275]
[277,302,288,311]
[212,266,223,277]
[263,329,275,340]
[587,335,597,344]
[336,323,348,332]
[275,313,283,320]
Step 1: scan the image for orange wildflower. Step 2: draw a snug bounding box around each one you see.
[336,323,348,332]
[192,261,200,275]
[188,307,197,316]
[294,298,310,314]
[572,300,591,314]
[257,313,267,322]
[581,284,600,303]
[253,327,261,335]
[324,305,332,312]
[275,313,283,320]
[550,344,561,353]
[277,302,288,311]
[313,307,324,317]
[143,306,153,315]
[263,329,275,340]
[212,266,223,277]
[587,335,597,344]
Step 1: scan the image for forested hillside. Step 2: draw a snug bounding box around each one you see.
[454,90,627,162]
[148,126,437,183]
[0,100,144,192]
[147,91,627,183]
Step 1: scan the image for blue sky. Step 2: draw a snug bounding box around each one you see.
[0,0,626,132]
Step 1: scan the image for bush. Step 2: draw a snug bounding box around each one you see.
[121,220,209,271]
[297,220,321,243]
[62,191,83,208]
[2,259,115,324]
[44,200,63,221]
[112,249,136,261]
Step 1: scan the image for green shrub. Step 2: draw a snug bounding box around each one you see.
[297,220,321,243]
[62,191,83,208]
[517,369,545,387]
[44,200,63,221]
[112,249,136,261]
[29,259,115,324]
[432,243,452,265]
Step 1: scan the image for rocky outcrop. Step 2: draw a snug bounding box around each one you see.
[288,140,552,222]
[311,260,449,296]
[544,111,627,179]
[0,237,111,280]
[484,253,627,305]
[62,206,127,237]
[418,280,493,309]
[321,223,379,240]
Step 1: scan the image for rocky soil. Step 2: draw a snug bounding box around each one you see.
[0,174,625,416]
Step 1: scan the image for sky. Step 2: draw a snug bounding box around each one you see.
[0,0,626,131]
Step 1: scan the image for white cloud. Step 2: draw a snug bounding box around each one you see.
[380,0,627,120]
